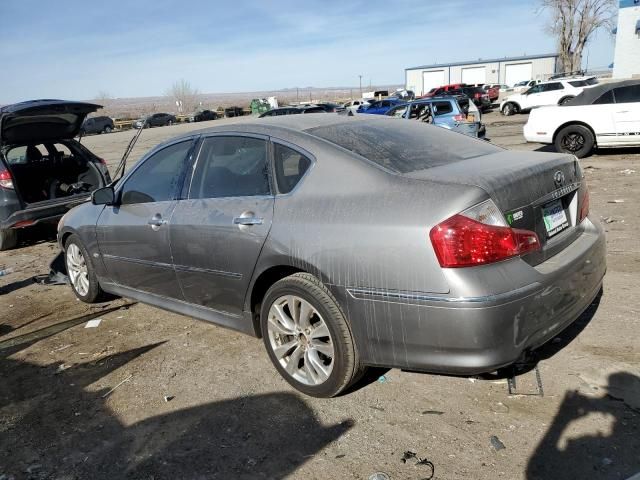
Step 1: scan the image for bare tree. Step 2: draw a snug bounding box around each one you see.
[539,0,616,74]
[166,79,201,114]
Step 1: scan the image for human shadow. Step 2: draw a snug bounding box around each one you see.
[534,144,640,157]
[526,372,640,479]
[0,340,352,479]
[0,278,35,296]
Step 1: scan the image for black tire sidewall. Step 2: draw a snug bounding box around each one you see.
[260,275,355,398]
[555,125,594,158]
[64,234,102,303]
[0,229,18,251]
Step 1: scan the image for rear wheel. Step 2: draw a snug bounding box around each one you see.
[103,125,112,133]
[65,234,104,303]
[559,96,575,105]
[502,102,517,116]
[554,124,595,158]
[261,273,365,398]
[168,120,173,126]
[0,229,18,251]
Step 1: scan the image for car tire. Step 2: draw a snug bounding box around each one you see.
[260,272,365,398]
[559,96,575,105]
[104,126,112,133]
[0,229,18,251]
[502,102,517,116]
[554,124,595,158]
[64,234,104,303]
[168,120,173,126]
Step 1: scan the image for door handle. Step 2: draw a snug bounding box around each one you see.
[147,214,167,230]
[233,216,264,226]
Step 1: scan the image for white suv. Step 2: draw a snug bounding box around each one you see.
[501,77,598,116]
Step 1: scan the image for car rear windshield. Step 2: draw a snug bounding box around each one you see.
[306,120,501,174]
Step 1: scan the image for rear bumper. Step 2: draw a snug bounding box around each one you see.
[339,218,606,374]
[0,196,90,230]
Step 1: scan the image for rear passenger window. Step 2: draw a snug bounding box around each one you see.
[569,80,587,87]
[190,136,270,199]
[593,90,614,105]
[273,143,311,194]
[432,101,453,115]
[613,85,640,103]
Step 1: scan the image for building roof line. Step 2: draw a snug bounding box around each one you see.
[406,53,559,71]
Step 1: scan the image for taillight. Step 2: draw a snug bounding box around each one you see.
[430,199,540,268]
[0,164,14,189]
[579,187,590,222]
[98,158,107,166]
[453,114,466,121]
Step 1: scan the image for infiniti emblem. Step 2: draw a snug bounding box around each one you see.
[554,170,565,186]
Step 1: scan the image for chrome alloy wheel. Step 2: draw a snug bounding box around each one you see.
[267,295,334,385]
[66,243,89,296]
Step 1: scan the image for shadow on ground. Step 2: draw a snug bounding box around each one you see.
[0,339,352,479]
[534,144,640,156]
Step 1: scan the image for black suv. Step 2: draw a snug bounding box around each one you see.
[0,100,111,250]
[80,115,114,135]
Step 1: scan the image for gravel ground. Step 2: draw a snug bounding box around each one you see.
[1,111,639,480]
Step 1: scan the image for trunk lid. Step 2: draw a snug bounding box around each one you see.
[407,150,586,265]
[0,99,101,145]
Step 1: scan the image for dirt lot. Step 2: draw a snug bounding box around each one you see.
[1,112,639,480]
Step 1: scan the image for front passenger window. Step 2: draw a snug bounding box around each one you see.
[120,140,192,205]
[190,136,270,199]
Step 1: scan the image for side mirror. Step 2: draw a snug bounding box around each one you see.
[92,186,115,205]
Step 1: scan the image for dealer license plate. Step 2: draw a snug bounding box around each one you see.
[542,199,569,237]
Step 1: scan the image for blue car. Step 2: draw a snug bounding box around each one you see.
[385,96,483,137]
[356,98,404,115]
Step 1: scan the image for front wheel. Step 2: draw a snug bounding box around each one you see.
[103,126,112,133]
[261,273,364,397]
[65,234,104,303]
[554,124,595,158]
[502,102,517,116]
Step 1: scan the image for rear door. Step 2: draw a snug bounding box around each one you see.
[170,134,274,317]
[612,84,640,145]
[96,138,195,298]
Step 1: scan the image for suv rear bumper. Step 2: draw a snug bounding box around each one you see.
[0,196,90,230]
[338,218,606,374]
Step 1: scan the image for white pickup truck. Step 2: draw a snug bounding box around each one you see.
[523,80,640,158]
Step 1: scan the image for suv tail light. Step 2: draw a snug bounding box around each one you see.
[579,187,590,223]
[0,164,14,189]
[430,199,540,268]
[453,114,467,121]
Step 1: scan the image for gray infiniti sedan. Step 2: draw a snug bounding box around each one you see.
[57,115,606,398]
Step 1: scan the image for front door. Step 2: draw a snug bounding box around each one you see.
[612,84,640,145]
[97,139,195,299]
[170,135,274,317]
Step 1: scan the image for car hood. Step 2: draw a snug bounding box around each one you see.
[0,99,101,144]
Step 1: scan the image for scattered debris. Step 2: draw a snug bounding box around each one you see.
[491,402,510,414]
[619,169,636,175]
[163,395,175,403]
[368,473,390,480]
[0,267,14,277]
[583,165,600,171]
[490,435,506,451]
[52,344,73,353]
[468,377,477,383]
[400,451,434,479]
[101,374,133,398]
[603,216,621,224]
[335,454,346,459]
[369,405,385,412]
[25,464,42,474]
[55,363,70,374]
[377,375,387,383]
[421,410,444,415]
[608,199,625,204]
[601,457,613,466]
[85,319,102,329]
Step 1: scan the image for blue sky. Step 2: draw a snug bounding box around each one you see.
[0,0,616,103]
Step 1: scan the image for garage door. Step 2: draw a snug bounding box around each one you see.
[461,66,486,85]
[422,70,446,95]
[505,63,533,87]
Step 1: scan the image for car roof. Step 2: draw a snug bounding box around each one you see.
[565,79,640,106]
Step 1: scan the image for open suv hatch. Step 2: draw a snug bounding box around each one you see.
[0,100,111,250]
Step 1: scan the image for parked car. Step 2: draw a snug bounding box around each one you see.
[385,95,483,137]
[133,113,177,129]
[390,89,415,101]
[356,98,404,115]
[480,85,500,102]
[447,86,492,111]
[524,80,640,158]
[421,83,467,98]
[501,77,598,116]
[259,106,326,118]
[0,100,111,250]
[485,84,510,92]
[312,103,345,113]
[188,110,218,122]
[224,106,244,118]
[343,99,370,113]
[80,116,114,135]
[58,114,604,398]
[512,80,541,93]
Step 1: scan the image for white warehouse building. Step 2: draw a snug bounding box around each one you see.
[405,54,558,97]
[612,0,640,78]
